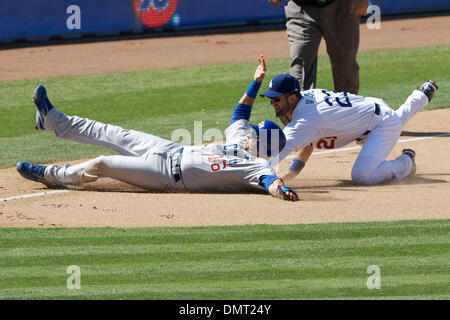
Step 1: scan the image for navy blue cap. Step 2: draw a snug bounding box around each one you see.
[260,73,301,98]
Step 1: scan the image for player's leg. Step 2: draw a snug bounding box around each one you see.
[34,85,180,157]
[395,82,437,128]
[46,109,179,156]
[321,1,360,94]
[43,154,172,190]
[284,2,323,90]
[351,116,414,185]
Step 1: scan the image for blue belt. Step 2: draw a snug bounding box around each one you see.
[172,147,184,183]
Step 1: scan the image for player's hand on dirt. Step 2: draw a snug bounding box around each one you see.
[277,185,299,201]
[254,55,266,83]
[269,0,283,6]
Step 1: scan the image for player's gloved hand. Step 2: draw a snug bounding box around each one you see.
[277,185,299,201]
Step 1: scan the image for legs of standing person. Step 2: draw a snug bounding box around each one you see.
[351,112,414,185]
[321,0,360,94]
[285,2,323,90]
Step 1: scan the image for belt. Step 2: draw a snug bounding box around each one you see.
[362,103,381,136]
[292,0,336,7]
[172,147,184,183]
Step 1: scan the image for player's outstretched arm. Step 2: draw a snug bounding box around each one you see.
[279,144,314,181]
[238,55,266,106]
[268,179,299,202]
[230,55,266,123]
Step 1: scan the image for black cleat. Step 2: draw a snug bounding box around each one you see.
[419,80,438,102]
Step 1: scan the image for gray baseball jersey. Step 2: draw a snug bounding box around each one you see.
[42,109,277,193]
[180,119,276,192]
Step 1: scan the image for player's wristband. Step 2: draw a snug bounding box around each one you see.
[246,80,261,99]
[289,158,305,174]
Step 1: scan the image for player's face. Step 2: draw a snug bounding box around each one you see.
[270,94,290,118]
[244,133,259,157]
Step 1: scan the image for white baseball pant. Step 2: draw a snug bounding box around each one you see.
[351,90,428,185]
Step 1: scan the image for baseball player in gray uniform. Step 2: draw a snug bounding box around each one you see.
[17,56,299,201]
[260,73,438,185]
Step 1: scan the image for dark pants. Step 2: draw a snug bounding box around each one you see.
[285,0,360,94]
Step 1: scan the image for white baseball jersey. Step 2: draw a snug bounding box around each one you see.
[276,89,385,162]
[273,88,429,186]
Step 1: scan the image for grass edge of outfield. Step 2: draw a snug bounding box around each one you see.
[0,219,449,299]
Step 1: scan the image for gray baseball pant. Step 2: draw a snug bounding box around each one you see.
[41,109,182,190]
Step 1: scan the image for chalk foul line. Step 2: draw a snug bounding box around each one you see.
[0,190,70,202]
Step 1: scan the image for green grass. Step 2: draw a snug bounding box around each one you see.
[1,45,449,167]
[0,220,449,299]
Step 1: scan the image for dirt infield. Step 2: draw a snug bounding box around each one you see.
[1,16,449,228]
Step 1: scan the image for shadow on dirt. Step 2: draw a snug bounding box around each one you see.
[401,131,450,137]
[391,174,449,185]
[42,173,447,195]
[291,174,448,193]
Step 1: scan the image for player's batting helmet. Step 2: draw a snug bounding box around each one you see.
[250,121,286,157]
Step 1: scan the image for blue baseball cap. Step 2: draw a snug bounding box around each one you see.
[260,73,301,98]
[250,121,286,157]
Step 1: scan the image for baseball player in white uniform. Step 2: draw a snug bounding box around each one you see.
[17,56,299,201]
[260,72,438,185]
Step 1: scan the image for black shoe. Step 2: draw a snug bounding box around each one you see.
[402,149,416,176]
[419,80,438,102]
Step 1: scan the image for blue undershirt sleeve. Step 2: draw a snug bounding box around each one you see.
[259,175,280,192]
[230,103,252,124]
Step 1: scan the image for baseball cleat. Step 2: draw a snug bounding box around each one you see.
[16,162,48,185]
[419,80,438,102]
[33,85,54,130]
[402,149,416,176]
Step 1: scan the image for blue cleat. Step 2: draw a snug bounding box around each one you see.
[33,85,54,130]
[419,80,438,102]
[16,162,48,185]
